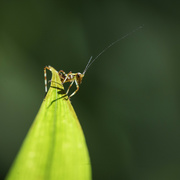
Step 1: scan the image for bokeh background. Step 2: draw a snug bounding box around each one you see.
[0,0,180,179]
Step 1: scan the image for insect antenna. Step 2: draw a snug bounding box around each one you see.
[83,25,144,75]
[83,56,93,74]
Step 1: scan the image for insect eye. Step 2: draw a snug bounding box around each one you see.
[77,73,80,77]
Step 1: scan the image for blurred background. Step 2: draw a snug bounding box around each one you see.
[0,0,180,179]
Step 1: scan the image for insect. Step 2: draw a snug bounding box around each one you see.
[44,56,93,98]
[44,25,143,98]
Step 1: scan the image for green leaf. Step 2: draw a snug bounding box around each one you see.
[6,66,92,180]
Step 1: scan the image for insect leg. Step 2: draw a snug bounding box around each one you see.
[63,75,68,84]
[66,80,74,95]
[69,79,79,99]
[63,71,72,84]
[44,66,50,93]
[58,70,72,84]
[58,70,65,73]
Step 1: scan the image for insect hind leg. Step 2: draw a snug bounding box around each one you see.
[44,66,50,93]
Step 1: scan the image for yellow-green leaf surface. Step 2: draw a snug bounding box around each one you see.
[6,66,92,180]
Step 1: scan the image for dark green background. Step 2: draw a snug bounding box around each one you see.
[0,0,180,179]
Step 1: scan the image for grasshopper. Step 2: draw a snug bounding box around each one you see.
[44,25,143,98]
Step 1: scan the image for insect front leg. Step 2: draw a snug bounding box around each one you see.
[66,80,74,95]
[69,79,79,99]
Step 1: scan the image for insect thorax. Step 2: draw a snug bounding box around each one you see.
[59,71,84,85]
